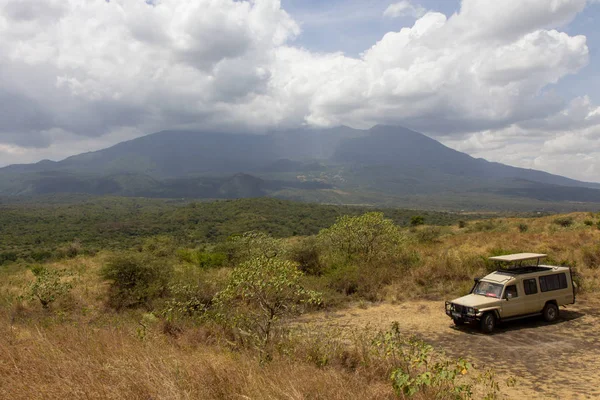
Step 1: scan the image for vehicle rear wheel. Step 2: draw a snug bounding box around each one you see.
[543,302,559,322]
[481,313,496,334]
[453,318,465,326]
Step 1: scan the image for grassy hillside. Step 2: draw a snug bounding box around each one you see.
[2,204,600,398]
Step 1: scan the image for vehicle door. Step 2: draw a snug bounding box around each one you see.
[522,277,542,313]
[500,283,522,318]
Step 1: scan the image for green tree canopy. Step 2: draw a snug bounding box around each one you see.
[317,212,406,263]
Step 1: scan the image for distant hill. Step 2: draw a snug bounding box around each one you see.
[1,125,600,211]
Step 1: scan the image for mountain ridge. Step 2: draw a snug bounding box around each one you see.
[1,125,599,210]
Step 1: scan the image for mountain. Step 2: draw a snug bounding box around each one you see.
[1,125,600,210]
[334,125,595,188]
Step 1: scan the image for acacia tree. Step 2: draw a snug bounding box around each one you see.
[215,255,321,358]
[317,212,405,263]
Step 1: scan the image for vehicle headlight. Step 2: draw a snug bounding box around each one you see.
[446,303,452,311]
[466,307,476,315]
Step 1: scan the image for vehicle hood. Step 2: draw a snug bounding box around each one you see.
[451,294,500,308]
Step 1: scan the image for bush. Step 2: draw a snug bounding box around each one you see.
[142,235,177,258]
[289,238,324,276]
[318,212,405,264]
[372,323,491,399]
[101,252,173,310]
[55,240,82,259]
[518,223,529,233]
[161,283,214,319]
[582,246,600,269]
[214,256,321,358]
[553,216,574,227]
[325,250,419,301]
[414,227,443,244]
[458,220,467,229]
[0,251,18,265]
[221,231,287,266]
[466,220,497,232]
[30,250,54,262]
[176,249,226,269]
[584,220,594,227]
[410,215,425,227]
[26,265,73,309]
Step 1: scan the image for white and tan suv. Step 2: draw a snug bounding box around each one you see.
[445,253,575,333]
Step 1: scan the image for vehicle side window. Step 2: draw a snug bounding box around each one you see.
[504,285,518,299]
[539,273,568,292]
[523,278,538,295]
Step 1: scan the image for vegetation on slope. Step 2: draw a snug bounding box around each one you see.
[0,196,487,265]
[2,199,600,399]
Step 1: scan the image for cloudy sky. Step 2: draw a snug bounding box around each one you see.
[1,0,600,182]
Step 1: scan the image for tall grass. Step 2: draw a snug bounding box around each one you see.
[2,211,600,399]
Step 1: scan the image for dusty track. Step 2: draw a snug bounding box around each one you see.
[297,296,600,399]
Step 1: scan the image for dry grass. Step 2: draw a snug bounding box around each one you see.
[2,212,600,399]
[385,212,600,301]
[0,313,393,400]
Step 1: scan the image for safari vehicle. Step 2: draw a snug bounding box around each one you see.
[445,253,575,333]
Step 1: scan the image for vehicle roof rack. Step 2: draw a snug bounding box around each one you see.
[489,252,546,266]
[493,266,552,276]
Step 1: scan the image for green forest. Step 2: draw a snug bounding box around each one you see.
[0,195,490,265]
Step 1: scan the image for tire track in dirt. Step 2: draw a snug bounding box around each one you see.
[297,296,600,399]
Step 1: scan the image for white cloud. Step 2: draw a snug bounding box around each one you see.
[383,1,427,19]
[0,0,599,182]
[442,101,600,182]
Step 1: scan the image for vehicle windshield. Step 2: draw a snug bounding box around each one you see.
[472,281,504,298]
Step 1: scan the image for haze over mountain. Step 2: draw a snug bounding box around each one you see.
[1,125,600,211]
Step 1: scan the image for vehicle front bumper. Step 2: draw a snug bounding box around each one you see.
[445,301,482,322]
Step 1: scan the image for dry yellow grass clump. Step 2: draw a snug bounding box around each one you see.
[0,316,394,400]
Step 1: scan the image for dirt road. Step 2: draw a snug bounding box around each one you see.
[297,296,600,399]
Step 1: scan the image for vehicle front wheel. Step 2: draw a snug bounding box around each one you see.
[453,318,465,327]
[543,302,559,322]
[480,313,496,334]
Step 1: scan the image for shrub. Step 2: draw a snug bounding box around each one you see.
[458,220,467,229]
[30,250,54,262]
[466,220,497,232]
[162,283,214,319]
[289,238,324,276]
[326,265,361,296]
[373,323,475,399]
[101,252,173,310]
[222,231,286,265]
[410,215,425,227]
[414,227,443,244]
[142,235,177,258]
[318,212,405,264]
[553,216,574,227]
[26,265,73,309]
[325,250,419,301]
[177,249,226,269]
[584,220,594,227]
[0,251,18,265]
[55,240,82,259]
[582,246,600,269]
[214,256,321,358]
[518,223,529,233]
